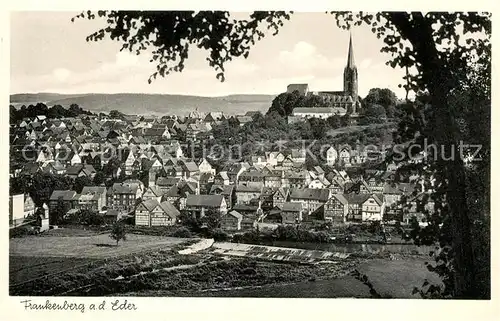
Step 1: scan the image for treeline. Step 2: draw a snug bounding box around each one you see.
[10,102,94,124]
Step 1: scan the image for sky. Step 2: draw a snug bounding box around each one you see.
[10,11,409,98]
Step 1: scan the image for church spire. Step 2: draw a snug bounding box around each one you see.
[346,32,355,68]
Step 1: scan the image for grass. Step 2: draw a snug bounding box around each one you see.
[171,257,441,298]
[10,233,188,259]
[327,123,395,137]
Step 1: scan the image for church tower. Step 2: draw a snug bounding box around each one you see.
[343,33,358,99]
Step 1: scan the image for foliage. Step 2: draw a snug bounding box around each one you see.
[359,104,387,125]
[209,228,230,242]
[10,173,73,207]
[172,226,193,238]
[65,209,105,226]
[109,221,127,246]
[73,176,94,193]
[10,103,93,124]
[267,91,328,117]
[363,88,398,117]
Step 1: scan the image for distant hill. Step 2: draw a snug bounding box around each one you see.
[9,93,277,116]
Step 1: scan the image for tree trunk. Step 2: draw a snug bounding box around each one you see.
[387,12,477,298]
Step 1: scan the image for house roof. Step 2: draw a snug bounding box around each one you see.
[157,177,181,187]
[329,193,349,205]
[159,201,181,219]
[227,210,243,220]
[185,194,224,208]
[235,185,262,193]
[50,190,77,201]
[139,199,161,212]
[110,183,138,194]
[290,188,330,202]
[343,193,372,205]
[209,184,234,196]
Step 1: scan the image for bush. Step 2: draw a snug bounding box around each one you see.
[210,228,230,242]
[172,227,192,238]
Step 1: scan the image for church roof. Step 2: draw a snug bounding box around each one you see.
[347,33,356,68]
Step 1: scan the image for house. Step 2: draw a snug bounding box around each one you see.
[383,182,417,207]
[284,170,309,189]
[272,187,289,209]
[124,151,136,175]
[142,186,165,202]
[339,147,351,166]
[23,194,36,218]
[221,210,243,231]
[289,188,330,216]
[290,148,306,164]
[281,202,303,224]
[238,169,265,188]
[49,190,77,216]
[235,185,261,205]
[107,183,139,213]
[326,146,338,166]
[9,194,26,226]
[214,172,230,185]
[361,194,385,221]
[180,160,199,178]
[70,153,82,166]
[236,116,252,127]
[185,194,227,218]
[65,164,97,179]
[343,193,369,222]
[209,184,236,209]
[323,194,349,223]
[77,186,107,211]
[135,199,180,227]
[266,151,285,166]
[198,158,216,175]
[156,177,181,192]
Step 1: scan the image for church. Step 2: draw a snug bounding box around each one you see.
[287,34,361,121]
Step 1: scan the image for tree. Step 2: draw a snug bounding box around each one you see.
[360,104,387,125]
[109,221,127,246]
[78,11,490,299]
[73,176,94,193]
[109,110,124,119]
[93,171,106,185]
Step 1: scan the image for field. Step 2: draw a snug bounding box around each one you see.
[9,233,195,295]
[178,257,442,298]
[10,233,187,258]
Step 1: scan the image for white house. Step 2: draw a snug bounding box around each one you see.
[326,146,338,166]
[198,158,216,175]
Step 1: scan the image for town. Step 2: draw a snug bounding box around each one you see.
[9,36,430,239]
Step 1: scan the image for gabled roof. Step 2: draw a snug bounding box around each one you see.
[343,193,371,205]
[227,210,243,220]
[159,201,181,219]
[290,188,330,202]
[186,194,224,208]
[138,199,160,212]
[329,193,349,205]
[50,190,77,201]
